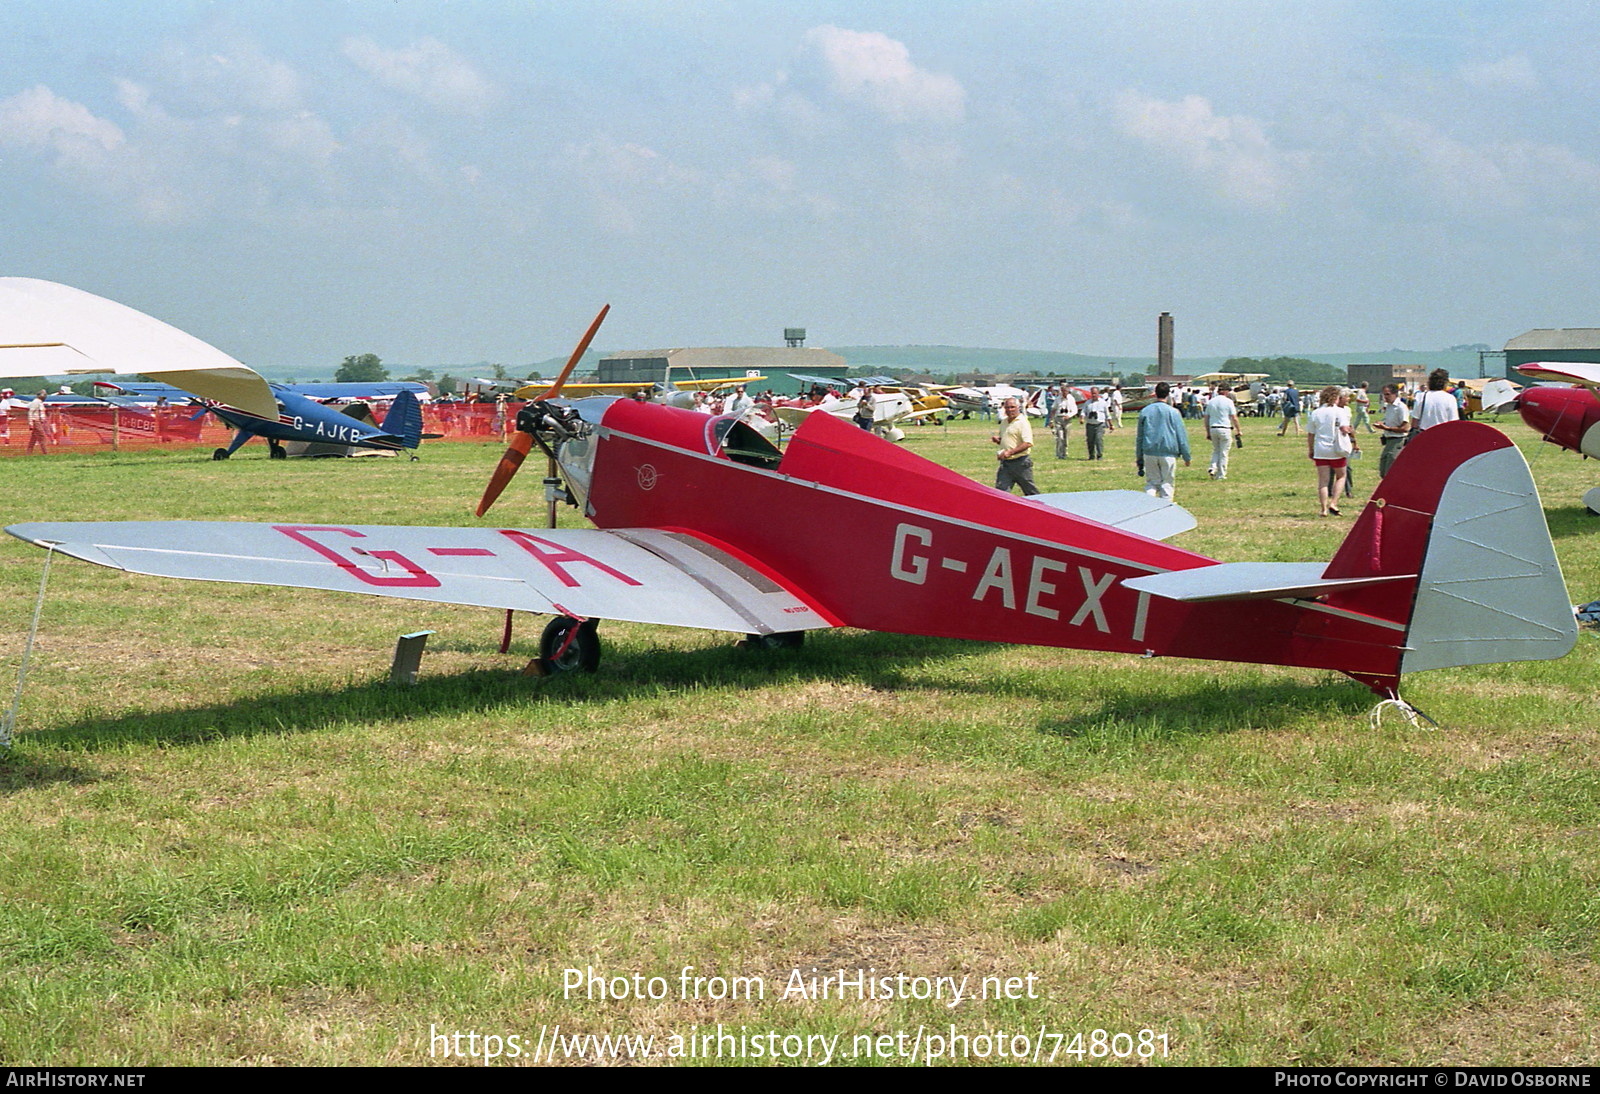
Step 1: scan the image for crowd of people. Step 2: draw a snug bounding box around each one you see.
[990,368,1464,516]
[8,368,1475,523]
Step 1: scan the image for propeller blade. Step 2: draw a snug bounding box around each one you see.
[475,304,609,515]
[538,303,609,402]
[475,430,534,517]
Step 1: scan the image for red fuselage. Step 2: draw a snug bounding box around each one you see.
[1517,385,1600,458]
[578,399,1416,690]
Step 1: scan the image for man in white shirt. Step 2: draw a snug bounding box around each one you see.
[1203,387,1240,479]
[26,390,49,455]
[1410,369,1459,434]
[1352,382,1373,433]
[1375,384,1412,476]
[723,384,754,417]
[1051,384,1078,459]
[1081,388,1109,460]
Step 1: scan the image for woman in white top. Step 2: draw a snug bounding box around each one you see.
[1308,386,1358,516]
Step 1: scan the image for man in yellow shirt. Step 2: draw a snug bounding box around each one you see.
[991,397,1039,495]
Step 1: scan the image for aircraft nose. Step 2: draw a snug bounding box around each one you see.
[1517,387,1589,451]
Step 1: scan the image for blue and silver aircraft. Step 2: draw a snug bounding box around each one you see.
[0,278,429,460]
[94,379,429,460]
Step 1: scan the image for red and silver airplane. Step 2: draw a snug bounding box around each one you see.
[3,310,1578,718]
[1509,362,1600,512]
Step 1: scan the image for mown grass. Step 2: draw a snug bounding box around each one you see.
[1,413,1597,1066]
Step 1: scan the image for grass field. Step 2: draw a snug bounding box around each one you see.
[2,412,1597,1067]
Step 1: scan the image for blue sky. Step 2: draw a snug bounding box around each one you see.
[2,1,1597,370]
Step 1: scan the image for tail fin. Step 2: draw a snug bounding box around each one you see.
[382,390,424,450]
[1323,421,1575,691]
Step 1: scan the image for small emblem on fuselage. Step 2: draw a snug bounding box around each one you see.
[637,463,658,491]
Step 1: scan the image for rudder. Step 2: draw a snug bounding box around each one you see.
[1323,421,1575,689]
[383,389,424,449]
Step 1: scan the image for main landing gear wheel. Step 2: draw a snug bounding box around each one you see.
[739,631,805,651]
[212,448,230,460]
[268,442,287,460]
[538,615,601,673]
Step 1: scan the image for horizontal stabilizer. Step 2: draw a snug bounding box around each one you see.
[1030,490,1197,541]
[1122,562,1413,603]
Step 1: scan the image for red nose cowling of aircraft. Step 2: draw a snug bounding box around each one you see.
[1517,385,1600,458]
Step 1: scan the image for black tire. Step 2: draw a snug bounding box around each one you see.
[268,443,287,460]
[540,615,600,673]
[744,630,804,651]
[212,448,230,461]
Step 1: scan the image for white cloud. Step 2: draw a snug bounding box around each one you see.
[1112,91,1295,208]
[0,85,125,165]
[262,111,341,164]
[801,26,965,123]
[0,73,352,227]
[1460,54,1540,93]
[342,37,495,114]
[568,137,705,235]
[748,155,796,191]
[1374,115,1600,219]
[151,42,306,114]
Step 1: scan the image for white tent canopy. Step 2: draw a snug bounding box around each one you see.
[0,278,277,420]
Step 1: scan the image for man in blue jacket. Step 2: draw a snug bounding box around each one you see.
[1276,381,1302,436]
[1135,382,1191,501]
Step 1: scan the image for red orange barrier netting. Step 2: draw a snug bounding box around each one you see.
[0,403,523,456]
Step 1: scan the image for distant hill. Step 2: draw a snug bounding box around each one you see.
[829,345,1503,381]
[261,345,1507,383]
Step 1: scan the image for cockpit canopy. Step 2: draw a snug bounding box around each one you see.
[706,415,781,470]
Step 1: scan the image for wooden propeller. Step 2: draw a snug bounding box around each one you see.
[475,304,609,517]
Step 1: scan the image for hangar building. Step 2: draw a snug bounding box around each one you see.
[1505,329,1600,373]
[598,347,847,392]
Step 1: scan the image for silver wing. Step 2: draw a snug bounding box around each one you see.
[6,521,834,636]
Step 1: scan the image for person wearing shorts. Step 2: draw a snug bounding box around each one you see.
[1307,386,1357,516]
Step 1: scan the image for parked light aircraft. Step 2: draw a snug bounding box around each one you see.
[511,373,766,403]
[3,309,1576,719]
[770,390,942,441]
[1191,372,1269,413]
[1464,377,1521,418]
[1510,362,1600,512]
[0,278,426,460]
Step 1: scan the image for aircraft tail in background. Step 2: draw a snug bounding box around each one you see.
[382,389,425,450]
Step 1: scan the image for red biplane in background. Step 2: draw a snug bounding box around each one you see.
[1508,362,1600,513]
[2,304,1578,721]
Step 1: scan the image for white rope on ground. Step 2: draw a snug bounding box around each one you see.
[2,545,55,754]
[1369,695,1439,731]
